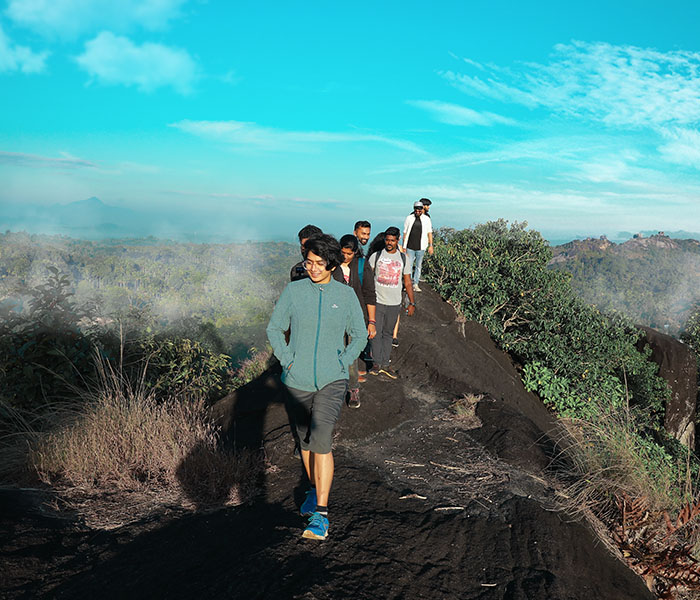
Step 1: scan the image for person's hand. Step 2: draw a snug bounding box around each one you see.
[428,245,434,255]
[406,304,415,317]
[367,323,377,339]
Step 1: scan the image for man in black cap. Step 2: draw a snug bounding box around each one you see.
[401,201,433,292]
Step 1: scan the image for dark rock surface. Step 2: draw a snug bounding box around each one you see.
[1,285,654,600]
[638,325,698,449]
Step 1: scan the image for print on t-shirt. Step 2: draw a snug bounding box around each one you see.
[376,256,402,287]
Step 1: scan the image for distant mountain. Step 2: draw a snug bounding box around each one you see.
[617,229,700,241]
[0,197,146,238]
[549,233,700,335]
[551,233,700,264]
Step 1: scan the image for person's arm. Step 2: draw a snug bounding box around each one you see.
[427,231,434,256]
[361,258,377,338]
[403,275,416,316]
[401,215,410,252]
[266,285,294,368]
[366,303,377,339]
[342,293,370,364]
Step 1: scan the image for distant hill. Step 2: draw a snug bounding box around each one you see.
[550,233,700,335]
[0,197,147,239]
[617,229,700,241]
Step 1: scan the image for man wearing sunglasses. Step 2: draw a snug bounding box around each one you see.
[401,201,433,292]
[267,234,366,541]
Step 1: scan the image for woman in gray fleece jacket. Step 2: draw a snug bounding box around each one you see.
[267,234,366,540]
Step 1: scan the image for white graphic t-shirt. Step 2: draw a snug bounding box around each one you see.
[369,249,411,306]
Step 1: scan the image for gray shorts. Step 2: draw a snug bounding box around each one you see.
[286,379,348,454]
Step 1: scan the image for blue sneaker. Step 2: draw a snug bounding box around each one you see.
[300,488,317,516]
[302,512,329,540]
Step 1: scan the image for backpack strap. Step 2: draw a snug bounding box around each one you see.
[358,256,365,286]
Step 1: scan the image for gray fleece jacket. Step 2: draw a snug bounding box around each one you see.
[266,277,366,392]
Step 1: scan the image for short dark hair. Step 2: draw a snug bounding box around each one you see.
[354,220,371,231]
[384,226,400,239]
[303,234,342,270]
[339,234,359,256]
[367,232,386,257]
[420,198,432,206]
[298,224,323,243]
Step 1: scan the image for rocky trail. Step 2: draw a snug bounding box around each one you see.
[1,287,654,599]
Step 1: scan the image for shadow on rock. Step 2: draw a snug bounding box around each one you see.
[47,503,330,600]
[175,439,264,510]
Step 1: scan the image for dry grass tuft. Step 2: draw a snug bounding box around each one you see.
[448,393,483,428]
[556,405,700,599]
[1,354,264,526]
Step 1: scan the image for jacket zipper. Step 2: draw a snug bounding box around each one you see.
[313,286,323,390]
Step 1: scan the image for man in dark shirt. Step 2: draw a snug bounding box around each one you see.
[401,201,433,292]
[290,225,323,281]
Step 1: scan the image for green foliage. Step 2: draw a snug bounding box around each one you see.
[229,346,272,390]
[0,232,298,362]
[681,303,700,360]
[135,336,233,403]
[425,220,668,426]
[0,267,98,409]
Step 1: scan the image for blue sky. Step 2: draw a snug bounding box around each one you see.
[2,0,700,242]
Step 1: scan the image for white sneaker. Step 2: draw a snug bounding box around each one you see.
[414,284,422,292]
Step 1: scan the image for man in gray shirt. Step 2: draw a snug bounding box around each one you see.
[367,227,415,379]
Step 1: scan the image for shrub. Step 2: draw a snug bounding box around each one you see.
[0,267,98,409]
[681,303,700,369]
[26,356,262,509]
[135,335,233,403]
[424,220,668,427]
[230,346,272,390]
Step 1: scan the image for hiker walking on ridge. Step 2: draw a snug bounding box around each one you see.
[401,200,433,292]
[332,234,377,409]
[353,220,372,378]
[290,224,323,282]
[267,234,366,540]
[353,220,372,257]
[420,197,432,219]
[368,227,415,380]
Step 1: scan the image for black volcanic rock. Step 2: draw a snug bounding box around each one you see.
[1,284,654,600]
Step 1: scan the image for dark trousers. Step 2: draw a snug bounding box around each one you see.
[370,303,401,367]
[286,379,348,454]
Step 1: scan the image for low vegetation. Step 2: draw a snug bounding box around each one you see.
[425,220,700,598]
[0,255,275,524]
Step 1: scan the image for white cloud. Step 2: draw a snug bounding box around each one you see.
[170,120,425,153]
[374,136,592,175]
[0,150,97,168]
[6,0,187,39]
[76,32,197,94]
[0,23,47,72]
[658,128,700,168]
[444,41,700,129]
[407,100,516,127]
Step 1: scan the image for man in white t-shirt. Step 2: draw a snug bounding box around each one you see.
[367,227,415,379]
[401,200,433,292]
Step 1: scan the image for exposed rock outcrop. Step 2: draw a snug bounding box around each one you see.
[638,326,698,449]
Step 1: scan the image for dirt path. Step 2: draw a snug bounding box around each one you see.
[1,287,655,599]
